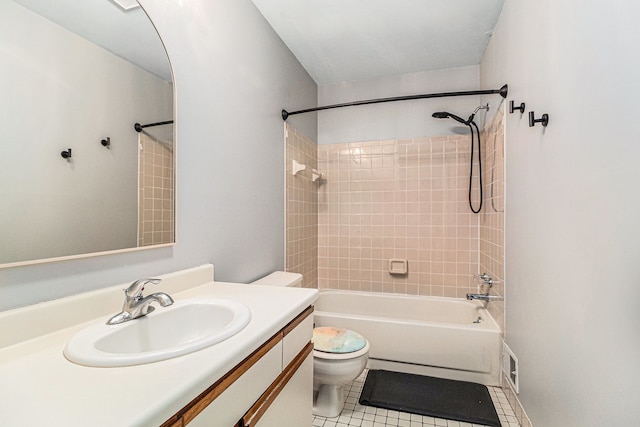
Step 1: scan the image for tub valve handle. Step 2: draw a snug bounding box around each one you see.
[476,273,498,287]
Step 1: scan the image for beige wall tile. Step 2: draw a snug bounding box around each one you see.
[290,111,504,333]
[285,124,319,289]
[479,106,506,331]
[317,134,486,298]
[138,133,174,247]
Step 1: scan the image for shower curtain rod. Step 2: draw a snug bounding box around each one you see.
[134,120,174,132]
[281,84,508,121]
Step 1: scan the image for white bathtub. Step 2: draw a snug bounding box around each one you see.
[313,290,502,386]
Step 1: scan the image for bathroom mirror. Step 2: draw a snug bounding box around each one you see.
[0,0,174,267]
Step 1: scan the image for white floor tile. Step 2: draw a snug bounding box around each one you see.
[312,369,520,427]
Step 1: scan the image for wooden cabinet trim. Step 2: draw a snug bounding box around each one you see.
[160,331,282,427]
[240,341,314,427]
[160,305,313,427]
[283,305,313,337]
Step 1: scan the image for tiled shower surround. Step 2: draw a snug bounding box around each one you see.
[479,107,505,329]
[285,109,505,330]
[138,132,174,247]
[317,135,481,299]
[285,124,319,289]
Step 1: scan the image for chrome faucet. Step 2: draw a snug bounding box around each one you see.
[106,278,174,325]
[477,273,499,287]
[467,273,504,302]
[466,293,503,302]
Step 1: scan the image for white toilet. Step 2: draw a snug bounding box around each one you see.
[251,271,370,418]
[311,326,369,417]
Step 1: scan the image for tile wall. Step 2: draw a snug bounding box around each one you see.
[316,135,480,298]
[285,124,319,288]
[138,133,174,247]
[286,112,505,312]
[480,106,506,330]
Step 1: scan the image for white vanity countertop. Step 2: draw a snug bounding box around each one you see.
[0,265,318,427]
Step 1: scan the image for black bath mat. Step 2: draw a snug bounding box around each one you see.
[359,370,501,427]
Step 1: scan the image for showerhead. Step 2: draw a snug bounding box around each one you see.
[433,105,489,125]
[431,111,468,124]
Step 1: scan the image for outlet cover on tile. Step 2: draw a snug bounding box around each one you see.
[388,259,408,275]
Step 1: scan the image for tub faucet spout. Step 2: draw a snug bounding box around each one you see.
[466,293,503,301]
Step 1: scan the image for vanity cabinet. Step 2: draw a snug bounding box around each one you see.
[161,306,313,427]
[240,348,313,427]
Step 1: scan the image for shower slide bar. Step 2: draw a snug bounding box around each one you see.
[281,84,508,121]
[134,120,174,132]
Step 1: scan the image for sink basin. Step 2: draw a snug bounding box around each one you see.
[64,299,251,367]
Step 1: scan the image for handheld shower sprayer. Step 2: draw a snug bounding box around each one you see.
[432,104,488,125]
[431,111,468,124]
[431,104,490,214]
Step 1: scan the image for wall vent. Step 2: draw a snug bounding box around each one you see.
[503,341,519,394]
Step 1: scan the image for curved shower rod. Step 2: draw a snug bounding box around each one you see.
[134,120,174,132]
[281,84,507,121]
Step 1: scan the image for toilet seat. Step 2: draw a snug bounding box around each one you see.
[313,327,369,360]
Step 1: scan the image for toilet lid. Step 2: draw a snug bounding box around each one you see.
[312,327,367,354]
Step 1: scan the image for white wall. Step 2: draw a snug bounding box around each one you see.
[317,66,485,144]
[481,1,640,425]
[0,0,172,264]
[0,0,316,311]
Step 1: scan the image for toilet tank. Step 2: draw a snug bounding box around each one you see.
[250,271,302,287]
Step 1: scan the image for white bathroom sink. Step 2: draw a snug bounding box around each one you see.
[64,299,251,367]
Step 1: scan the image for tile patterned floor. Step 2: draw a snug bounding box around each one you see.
[312,370,520,427]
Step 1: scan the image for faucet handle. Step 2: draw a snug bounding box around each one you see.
[125,278,161,298]
[476,273,500,287]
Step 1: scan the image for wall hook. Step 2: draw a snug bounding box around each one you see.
[529,111,549,127]
[509,100,525,114]
[60,148,72,159]
[101,137,111,148]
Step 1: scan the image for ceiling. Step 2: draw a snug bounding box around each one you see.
[251,0,505,84]
[11,0,172,82]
